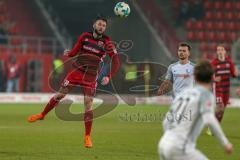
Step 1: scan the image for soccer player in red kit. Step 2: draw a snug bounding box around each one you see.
[207,44,237,135]
[27,15,120,148]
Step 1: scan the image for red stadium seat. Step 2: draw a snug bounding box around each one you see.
[215,12,224,20]
[236,22,240,31]
[196,31,205,41]
[216,21,224,30]
[26,47,38,53]
[229,32,238,42]
[205,11,213,20]
[236,2,240,10]
[209,43,217,52]
[208,53,215,60]
[11,47,23,54]
[196,21,204,30]
[7,24,19,35]
[187,31,195,41]
[225,2,233,10]
[0,45,8,54]
[214,1,224,10]
[199,42,208,52]
[235,12,240,20]
[207,32,216,41]
[0,4,6,13]
[204,1,213,10]
[202,52,213,59]
[186,20,194,30]
[217,32,227,42]
[202,52,208,59]
[206,21,214,30]
[225,12,235,21]
[10,37,23,46]
[226,22,237,31]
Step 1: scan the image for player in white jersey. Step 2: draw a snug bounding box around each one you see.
[158,60,232,160]
[158,42,195,98]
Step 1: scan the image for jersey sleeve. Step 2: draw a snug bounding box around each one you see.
[105,37,117,57]
[202,113,229,146]
[229,59,237,78]
[210,60,217,71]
[67,33,85,57]
[165,65,173,82]
[199,91,215,115]
[105,37,120,79]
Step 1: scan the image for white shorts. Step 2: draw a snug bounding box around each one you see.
[158,137,208,160]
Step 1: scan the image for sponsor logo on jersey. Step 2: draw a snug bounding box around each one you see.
[83,45,100,53]
[174,74,191,78]
[217,70,230,74]
[98,41,104,47]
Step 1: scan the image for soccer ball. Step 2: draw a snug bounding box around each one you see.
[114,2,131,18]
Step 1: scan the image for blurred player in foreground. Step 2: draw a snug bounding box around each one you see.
[27,15,120,148]
[158,60,232,160]
[207,44,237,136]
[157,42,195,99]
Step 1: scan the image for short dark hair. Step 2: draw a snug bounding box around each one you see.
[217,43,226,50]
[94,14,108,24]
[178,42,191,51]
[194,59,214,83]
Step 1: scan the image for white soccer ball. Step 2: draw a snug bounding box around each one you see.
[114,2,131,18]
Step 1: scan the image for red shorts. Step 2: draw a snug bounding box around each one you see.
[215,93,229,106]
[62,69,97,96]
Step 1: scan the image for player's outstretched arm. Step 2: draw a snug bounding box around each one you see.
[202,113,233,155]
[157,80,172,96]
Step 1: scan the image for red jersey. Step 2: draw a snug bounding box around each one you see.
[6,63,21,80]
[67,32,119,78]
[211,57,236,97]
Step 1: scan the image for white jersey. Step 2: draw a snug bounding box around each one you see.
[162,86,216,150]
[159,86,230,160]
[165,61,195,98]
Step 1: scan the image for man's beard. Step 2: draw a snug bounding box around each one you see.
[94,28,103,36]
[218,55,225,61]
[179,55,186,60]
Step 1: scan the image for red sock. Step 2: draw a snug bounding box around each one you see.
[215,110,224,122]
[84,110,93,136]
[41,97,60,116]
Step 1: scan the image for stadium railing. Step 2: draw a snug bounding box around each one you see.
[0,35,63,55]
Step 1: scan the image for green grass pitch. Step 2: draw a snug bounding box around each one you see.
[0,104,239,160]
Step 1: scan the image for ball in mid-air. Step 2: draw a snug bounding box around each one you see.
[114,2,130,18]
